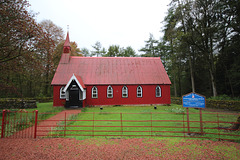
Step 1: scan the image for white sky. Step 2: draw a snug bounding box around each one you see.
[28,0,170,53]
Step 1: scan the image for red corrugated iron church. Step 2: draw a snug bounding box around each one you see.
[51,32,171,108]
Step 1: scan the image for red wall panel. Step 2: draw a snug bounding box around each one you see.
[53,86,66,106]
[53,84,171,107]
[85,85,171,106]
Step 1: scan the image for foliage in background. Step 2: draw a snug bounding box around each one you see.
[140,0,240,98]
[1,0,239,100]
[0,1,82,98]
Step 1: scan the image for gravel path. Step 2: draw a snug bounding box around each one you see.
[0,138,239,159]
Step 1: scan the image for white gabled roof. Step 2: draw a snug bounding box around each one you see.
[63,74,86,92]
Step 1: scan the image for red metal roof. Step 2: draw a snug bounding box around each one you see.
[51,56,171,85]
[75,74,86,89]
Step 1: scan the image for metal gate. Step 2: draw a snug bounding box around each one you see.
[1,110,38,138]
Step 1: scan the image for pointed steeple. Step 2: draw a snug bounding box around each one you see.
[60,31,71,64]
[63,31,71,53]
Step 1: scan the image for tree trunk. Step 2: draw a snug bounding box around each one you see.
[178,63,182,96]
[178,0,195,93]
[173,72,177,97]
[189,50,195,93]
[209,67,217,97]
[209,34,217,97]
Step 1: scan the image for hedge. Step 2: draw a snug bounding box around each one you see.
[0,97,53,109]
[171,97,240,111]
[0,98,37,109]
[30,97,53,103]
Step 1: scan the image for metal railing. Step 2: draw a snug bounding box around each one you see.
[1,110,239,142]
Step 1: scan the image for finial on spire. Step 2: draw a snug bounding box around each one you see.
[67,25,69,32]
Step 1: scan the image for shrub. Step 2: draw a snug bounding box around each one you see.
[33,97,53,103]
[208,95,240,101]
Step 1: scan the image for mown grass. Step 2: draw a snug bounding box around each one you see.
[51,105,239,142]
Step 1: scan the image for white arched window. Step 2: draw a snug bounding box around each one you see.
[137,86,142,97]
[92,86,98,98]
[60,86,66,99]
[107,85,113,98]
[122,86,128,98]
[156,86,161,97]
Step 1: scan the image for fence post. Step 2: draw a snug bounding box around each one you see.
[199,109,203,135]
[217,113,220,141]
[182,112,185,138]
[120,113,123,136]
[34,110,38,139]
[187,108,190,135]
[64,112,66,137]
[151,113,153,137]
[1,110,6,138]
[92,112,95,137]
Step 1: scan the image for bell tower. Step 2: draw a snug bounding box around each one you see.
[60,29,71,64]
[63,31,71,53]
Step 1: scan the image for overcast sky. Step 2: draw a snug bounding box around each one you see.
[28,0,170,53]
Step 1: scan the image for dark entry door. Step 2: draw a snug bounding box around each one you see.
[69,88,80,107]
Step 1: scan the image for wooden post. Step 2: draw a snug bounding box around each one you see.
[199,109,203,135]
[34,110,38,139]
[1,110,6,138]
[187,108,190,135]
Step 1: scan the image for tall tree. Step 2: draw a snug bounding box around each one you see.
[119,46,136,57]
[81,48,91,57]
[37,20,64,96]
[0,0,42,97]
[160,0,240,98]
[91,41,106,57]
[104,45,123,57]
[0,0,40,63]
[140,34,159,57]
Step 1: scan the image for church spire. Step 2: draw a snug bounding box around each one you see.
[63,30,71,53]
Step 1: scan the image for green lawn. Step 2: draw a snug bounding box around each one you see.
[29,102,64,113]
[50,105,240,142]
[0,102,64,123]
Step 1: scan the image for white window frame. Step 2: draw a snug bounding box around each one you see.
[107,85,113,98]
[137,86,142,98]
[122,86,128,98]
[156,85,161,97]
[92,86,98,98]
[60,86,66,99]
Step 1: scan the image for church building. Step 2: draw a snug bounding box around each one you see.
[51,32,171,108]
